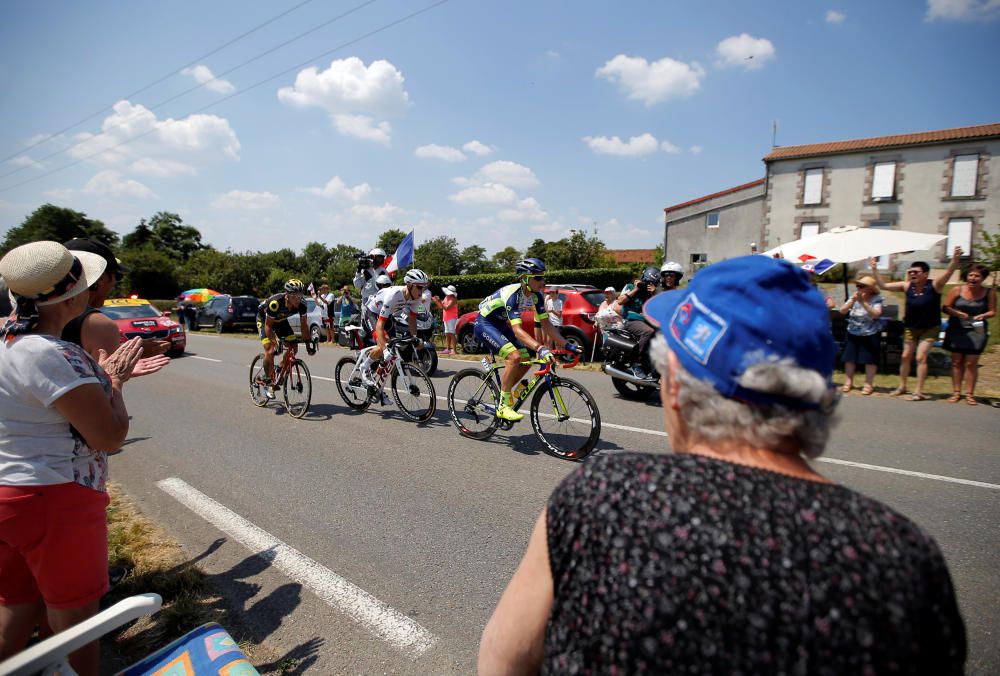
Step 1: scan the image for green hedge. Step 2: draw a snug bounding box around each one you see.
[430,267,635,299]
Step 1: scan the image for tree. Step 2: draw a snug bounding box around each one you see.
[1,204,119,254]
[298,241,333,285]
[147,212,204,261]
[653,243,665,267]
[324,243,364,288]
[414,236,462,276]
[460,245,494,274]
[524,239,548,262]
[122,220,155,249]
[537,229,612,270]
[979,228,1000,286]
[491,246,522,270]
[376,228,407,255]
[119,247,179,299]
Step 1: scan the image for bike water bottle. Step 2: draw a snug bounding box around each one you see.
[481,357,491,372]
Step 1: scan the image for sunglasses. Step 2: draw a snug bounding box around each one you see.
[531,275,546,281]
[907,269,923,275]
[411,284,428,290]
[855,284,867,289]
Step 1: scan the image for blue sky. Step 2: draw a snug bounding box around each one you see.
[1,0,998,257]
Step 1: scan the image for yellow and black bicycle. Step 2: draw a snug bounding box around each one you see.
[446,349,601,461]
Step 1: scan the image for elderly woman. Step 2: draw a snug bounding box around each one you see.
[480,256,965,674]
[838,274,884,395]
[0,241,142,676]
[943,263,996,404]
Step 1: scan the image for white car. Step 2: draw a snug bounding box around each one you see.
[286,297,325,343]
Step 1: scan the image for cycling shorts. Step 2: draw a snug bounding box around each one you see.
[362,308,397,341]
[474,315,530,360]
[258,317,297,347]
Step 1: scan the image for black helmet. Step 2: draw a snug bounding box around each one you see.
[640,266,660,285]
[515,258,546,276]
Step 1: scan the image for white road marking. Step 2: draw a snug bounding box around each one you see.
[816,458,1000,490]
[189,355,222,362]
[156,478,438,657]
[314,375,336,382]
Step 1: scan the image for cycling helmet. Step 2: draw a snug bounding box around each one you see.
[514,258,546,276]
[403,268,429,285]
[375,274,392,288]
[640,266,660,285]
[369,247,387,259]
[660,261,684,279]
[284,278,305,293]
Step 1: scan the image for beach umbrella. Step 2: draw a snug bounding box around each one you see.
[180,288,222,303]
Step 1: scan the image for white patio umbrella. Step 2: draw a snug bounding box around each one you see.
[763,225,948,298]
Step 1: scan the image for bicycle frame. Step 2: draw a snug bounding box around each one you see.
[476,350,581,420]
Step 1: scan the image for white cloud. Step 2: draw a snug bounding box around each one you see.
[277,57,409,143]
[546,50,561,60]
[716,34,776,70]
[349,202,403,222]
[45,170,157,200]
[825,10,846,23]
[596,54,704,106]
[471,160,539,189]
[181,64,235,94]
[690,145,703,155]
[449,183,519,207]
[660,140,681,154]
[67,100,240,173]
[926,0,1000,21]
[129,158,196,177]
[414,144,466,161]
[9,156,40,168]
[583,133,659,156]
[463,140,495,156]
[301,176,372,201]
[210,190,280,211]
[499,197,548,222]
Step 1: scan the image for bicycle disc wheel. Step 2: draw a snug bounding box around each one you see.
[249,354,270,407]
[390,362,436,423]
[335,355,371,411]
[530,376,601,460]
[447,368,501,440]
[283,359,312,418]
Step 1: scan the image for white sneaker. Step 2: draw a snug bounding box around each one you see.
[360,367,376,387]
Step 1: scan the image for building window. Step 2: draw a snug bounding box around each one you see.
[803,168,823,205]
[800,222,820,239]
[690,253,707,264]
[871,161,896,200]
[869,220,892,270]
[951,154,978,197]
[947,218,973,256]
[706,212,720,228]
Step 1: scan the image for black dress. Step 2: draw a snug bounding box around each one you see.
[944,290,992,355]
[544,453,965,675]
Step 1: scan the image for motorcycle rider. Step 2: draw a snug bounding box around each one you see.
[353,247,389,305]
[660,261,685,291]
[616,266,661,379]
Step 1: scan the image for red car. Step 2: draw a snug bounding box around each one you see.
[456,285,604,355]
[100,298,187,357]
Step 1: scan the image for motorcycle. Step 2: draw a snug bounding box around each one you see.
[600,327,659,400]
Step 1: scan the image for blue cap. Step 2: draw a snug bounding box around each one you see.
[643,255,835,409]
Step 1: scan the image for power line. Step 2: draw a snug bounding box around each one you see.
[0,0,452,195]
[0,0,318,166]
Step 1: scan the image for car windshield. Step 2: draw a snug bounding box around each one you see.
[581,291,605,308]
[100,304,162,320]
[232,298,259,311]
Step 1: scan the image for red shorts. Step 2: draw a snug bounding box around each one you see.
[0,483,109,608]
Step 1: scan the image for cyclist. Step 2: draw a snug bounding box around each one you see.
[475,258,576,422]
[256,279,315,396]
[616,266,661,380]
[358,269,430,386]
[659,260,684,291]
[353,247,389,304]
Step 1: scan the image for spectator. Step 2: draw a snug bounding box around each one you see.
[0,278,11,319]
[942,263,995,405]
[480,256,966,675]
[62,239,169,376]
[543,288,563,349]
[616,267,660,379]
[440,285,459,354]
[838,274,883,395]
[0,241,143,676]
[595,286,624,331]
[870,248,963,401]
[337,286,358,331]
[317,284,335,344]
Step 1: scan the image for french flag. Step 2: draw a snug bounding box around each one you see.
[801,258,836,275]
[384,230,415,275]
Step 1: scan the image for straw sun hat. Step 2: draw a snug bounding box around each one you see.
[0,241,107,306]
[444,285,457,296]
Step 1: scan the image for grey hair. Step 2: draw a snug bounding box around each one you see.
[650,333,839,459]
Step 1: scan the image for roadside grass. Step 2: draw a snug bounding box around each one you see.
[101,484,281,673]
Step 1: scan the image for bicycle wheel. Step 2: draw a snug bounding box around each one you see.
[390,362,436,423]
[283,359,312,418]
[335,355,371,411]
[447,368,501,440]
[249,354,270,407]
[530,376,601,460]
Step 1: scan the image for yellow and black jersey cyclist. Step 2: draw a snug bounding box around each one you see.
[474,258,577,421]
[256,279,315,390]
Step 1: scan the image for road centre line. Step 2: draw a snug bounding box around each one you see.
[188,355,222,362]
[156,478,438,657]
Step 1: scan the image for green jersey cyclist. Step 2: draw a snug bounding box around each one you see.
[256,278,315,395]
[474,258,578,422]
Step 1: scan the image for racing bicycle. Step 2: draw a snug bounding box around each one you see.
[447,349,601,460]
[334,332,436,423]
[249,338,315,418]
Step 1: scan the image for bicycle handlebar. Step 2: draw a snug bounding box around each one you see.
[532,349,580,376]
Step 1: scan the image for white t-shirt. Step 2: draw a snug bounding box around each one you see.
[0,334,111,491]
[545,296,563,327]
[365,286,425,319]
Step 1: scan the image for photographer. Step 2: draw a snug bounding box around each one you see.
[616,266,661,379]
[353,247,389,305]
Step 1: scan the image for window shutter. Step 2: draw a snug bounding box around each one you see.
[951,155,978,197]
[803,169,822,204]
[871,162,895,199]
[947,218,972,255]
[800,223,819,239]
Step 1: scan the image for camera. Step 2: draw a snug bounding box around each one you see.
[355,253,373,270]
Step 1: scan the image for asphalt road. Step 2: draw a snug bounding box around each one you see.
[110,333,1000,674]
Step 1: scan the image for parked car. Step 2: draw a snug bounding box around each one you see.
[455,284,603,355]
[285,297,325,343]
[100,298,186,357]
[195,294,260,333]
